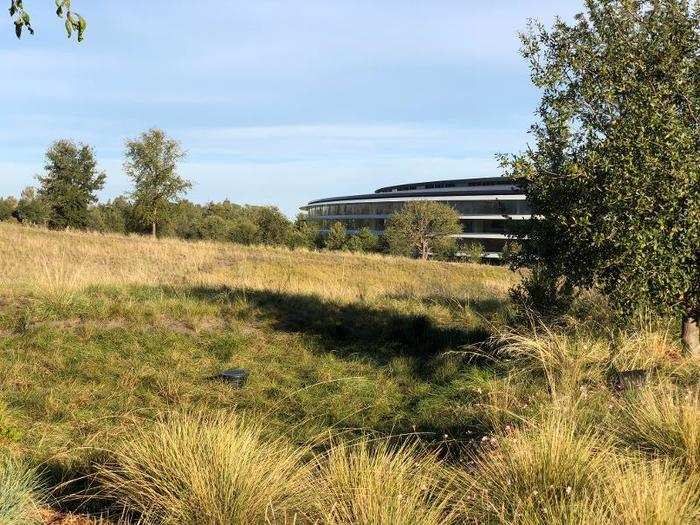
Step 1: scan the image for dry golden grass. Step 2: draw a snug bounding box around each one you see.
[0,222,514,304]
[96,413,313,524]
[2,223,698,524]
[308,438,457,525]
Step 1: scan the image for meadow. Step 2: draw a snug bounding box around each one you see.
[0,222,698,524]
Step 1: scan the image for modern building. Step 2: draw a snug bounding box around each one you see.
[300,177,530,258]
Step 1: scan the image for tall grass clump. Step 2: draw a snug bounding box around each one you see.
[0,456,43,525]
[96,413,312,524]
[603,459,700,524]
[308,438,457,525]
[614,385,700,472]
[494,325,608,397]
[459,414,611,524]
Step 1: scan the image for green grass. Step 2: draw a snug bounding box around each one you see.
[0,455,43,525]
[1,223,699,523]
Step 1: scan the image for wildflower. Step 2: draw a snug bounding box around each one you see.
[566,486,572,495]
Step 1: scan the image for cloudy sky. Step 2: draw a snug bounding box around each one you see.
[0,1,581,216]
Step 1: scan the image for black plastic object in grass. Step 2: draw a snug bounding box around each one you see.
[211,368,249,389]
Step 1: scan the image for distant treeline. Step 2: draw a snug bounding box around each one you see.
[0,191,391,252]
[1,129,471,259]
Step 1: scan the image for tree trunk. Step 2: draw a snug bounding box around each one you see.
[682,316,700,357]
[421,240,429,260]
[152,222,157,238]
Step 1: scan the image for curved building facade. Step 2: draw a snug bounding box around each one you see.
[300,177,530,258]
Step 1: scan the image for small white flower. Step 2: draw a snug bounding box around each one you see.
[566,486,572,495]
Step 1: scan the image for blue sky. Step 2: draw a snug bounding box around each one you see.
[0,1,580,216]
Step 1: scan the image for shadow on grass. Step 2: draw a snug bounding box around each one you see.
[175,285,498,369]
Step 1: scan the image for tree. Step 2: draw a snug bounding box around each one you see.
[325,221,348,250]
[250,206,292,245]
[8,0,86,40]
[501,0,699,354]
[346,227,379,253]
[287,216,321,250]
[124,129,191,238]
[14,186,49,225]
[384,201,461,260]
[38,140,106,229]
[0,196,17,221]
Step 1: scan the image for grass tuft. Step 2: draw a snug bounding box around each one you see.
[0,455,43,525]
[614,385,700,472]
[96,413,312,524]
[308,438,457,525]
[459,413,611,524]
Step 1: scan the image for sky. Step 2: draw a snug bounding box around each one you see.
[0,1,581,217]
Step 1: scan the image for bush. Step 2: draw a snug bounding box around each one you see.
[462,241,484,263]
[97,413,312,524]
[509,266,574,316]
[325,221,348,251]
[0,456,42,525]
[0,197,17,222]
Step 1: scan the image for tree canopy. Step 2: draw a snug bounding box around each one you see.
[502,0,699,353]
[384,201,461,260]
[38,140,105,229]
[8,1,86,40]
[124,129,191,238]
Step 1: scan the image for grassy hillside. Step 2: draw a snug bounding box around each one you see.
[0,222,698,524]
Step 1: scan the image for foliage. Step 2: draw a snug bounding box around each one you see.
[8,0,86,41]
[124,128,191,237]
[13,187,49,226]
[462,241,484,263]
[0,197,17,222]
[286,217,321,249]
[355,226,379,252]
[384,201,461,259]
[38,140,106,230]
[501,0,700,350]
[325,221,348,250]
[249,206,292,245]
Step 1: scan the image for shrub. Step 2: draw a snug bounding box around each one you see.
[325,221,348,251]
[0,197,17,222]
[308,439,457,525]
[508,265,574,316]
[0,456,42,525]
[96,413,312,524]
[462,241,484,263]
